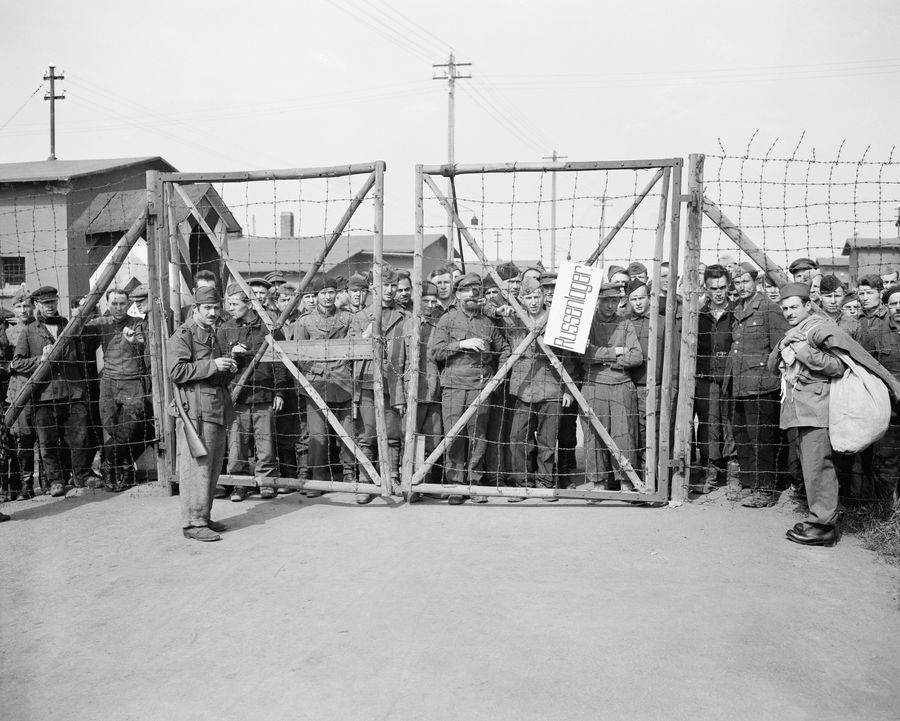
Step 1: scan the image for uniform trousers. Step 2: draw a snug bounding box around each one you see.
[275,394,308,479]
[9,406,39,492]
[226,403,279,477]
[178,418,227,528]
[557,402,578,480]
[416,402,442,482]
[731,391,780,491]
[509,398,561,488]
[788,426,838,527]
[581,380,639,483]
[694,378,735,466]
[484,383,514,481]
[34,399,92,484]
[306,398,355,481]
[441,387,492,485]
[99,377,152,471]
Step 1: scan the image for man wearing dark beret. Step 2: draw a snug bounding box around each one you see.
[166,284,237,541]
[725,262,790,507]
[429,272,511,504]
[10,286,101,496]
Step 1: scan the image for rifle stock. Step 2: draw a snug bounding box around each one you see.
[170,386,208,458]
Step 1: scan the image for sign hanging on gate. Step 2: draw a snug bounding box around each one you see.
[543,261,602,354]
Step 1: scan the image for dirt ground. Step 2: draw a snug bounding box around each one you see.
[1,484,899,721]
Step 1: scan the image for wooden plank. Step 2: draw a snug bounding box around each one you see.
[412,483,667,504]
[218,474,381,494]
[371,162,393,496]
[159,163,380,183]
[702,197,790,287]
[584,168,664,265]
[261,337,373,363]
[420,158,683,176]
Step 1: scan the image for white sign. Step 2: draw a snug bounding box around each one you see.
[543,261,602,354]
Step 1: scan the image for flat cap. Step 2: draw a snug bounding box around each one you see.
[779,282,811,301]
[496,262,521,281]
[454,273,482,290]
[422,281,438,297]
[818,274,843,294]
[735,262,758,279]
[30,285,59,302]
[627,261,648,277]
[264,271,285,284]
[225,282,249,299]
[788,257,818,273]
[128,284,149,301]
[247,277,271,289]
[598,282,622,298]
[520,277,542,295]
[193,286,221,304]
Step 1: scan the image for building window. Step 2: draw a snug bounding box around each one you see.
[1,256,26,286]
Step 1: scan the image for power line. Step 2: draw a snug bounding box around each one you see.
[0,84,43,132]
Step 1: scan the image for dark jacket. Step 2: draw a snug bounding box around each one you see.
[348,303,409,404]
[504,310,575,403]
[85,316,149,380]
[696,301,733,381]
[629,309,679,387]
[725,292,789,397]
[10,315,94,403]
[166,318,235,427]
[415,309,442,403]
[429,306,511,389]
[582,315,643,385]
[217,311,288,405]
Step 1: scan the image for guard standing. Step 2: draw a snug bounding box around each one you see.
[167,286,236,542]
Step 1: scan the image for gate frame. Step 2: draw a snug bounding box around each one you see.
[147,162,394,498]
[403,158,684,503]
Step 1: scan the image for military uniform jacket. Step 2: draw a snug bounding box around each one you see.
[504,311,574,403]
[11,316,92,403]
[766,314,845,429]
[415,310,442,403]
[429,306,511,389]
[696,301,733,382]
[859,310,900,379]
[292,305,353,403]
[348,303,409,404]
[582,316,643,385]
[725,291,789,398]
[85,316,149,381]
[217,311,289,405]
[4,320,32,405]
[630,309,679,387]
[167,318,235,427]
[858,305,889,353]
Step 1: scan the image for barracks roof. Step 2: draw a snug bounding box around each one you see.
[0,157,177,184]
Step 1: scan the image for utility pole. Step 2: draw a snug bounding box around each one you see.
[542,150,568,271]
[44,65,65,161]
[433,52,472,260]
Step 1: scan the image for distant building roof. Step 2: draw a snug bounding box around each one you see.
[0,157,176,184]
[816,256,849,267]
[225,234,445,273]
[71,183,241,235]
[842,237,900,255]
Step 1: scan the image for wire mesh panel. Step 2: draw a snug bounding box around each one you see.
[154,163,393,504]
[404,159,683,505]
[1,164,157,501]
[689,135,900,520]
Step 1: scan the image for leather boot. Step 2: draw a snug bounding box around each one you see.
[100,462,117,492]
[120,465,136,490]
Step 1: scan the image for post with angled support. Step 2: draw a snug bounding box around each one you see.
[671,155,704,503]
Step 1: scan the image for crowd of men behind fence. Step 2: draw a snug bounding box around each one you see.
[1,254,898,547]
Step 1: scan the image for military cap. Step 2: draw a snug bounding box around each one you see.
[380,265,398,284]
[247,277,271,289]
[30,285,59,302]
[264,271,285,285]
[841,291,858,306]
[308,275,337,294]
[539,272,557,287]
[883,286,900,304]
[520,277,543,295]
[454,273,482,291]
[482,273,498,290]
[598,282,621,298]
[627,261,648,277]
[277,283,297,297]
[348,273,368,290]
[128,284,149,301]
[332,275,347,290]
[788,257,818,273]
[818,275,843,294]
[735,262,758,280]
[496,262,521,281]
[12,288,31,305]
[626,278,648,297]
[225,282,249,299]
[778,282,811,301]
[422,281,438,297]
[607,264,627,281]
[193,286,221,304]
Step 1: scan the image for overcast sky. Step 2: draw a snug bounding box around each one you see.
[2,0,898,267]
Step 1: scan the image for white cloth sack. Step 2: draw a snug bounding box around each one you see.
[828,347,891,453]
